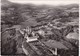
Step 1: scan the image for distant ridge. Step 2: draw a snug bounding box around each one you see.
[1,0,13,7]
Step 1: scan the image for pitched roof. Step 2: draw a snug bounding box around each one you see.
[66,32,79,40]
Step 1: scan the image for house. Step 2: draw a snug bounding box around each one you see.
[38,30,45,36]
[47,22,53,27]
[66,32,79,40]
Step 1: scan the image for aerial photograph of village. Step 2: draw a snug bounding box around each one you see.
[1,0,79,56]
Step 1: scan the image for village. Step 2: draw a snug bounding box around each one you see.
[6,21,78,56]
[1,0,79,56]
